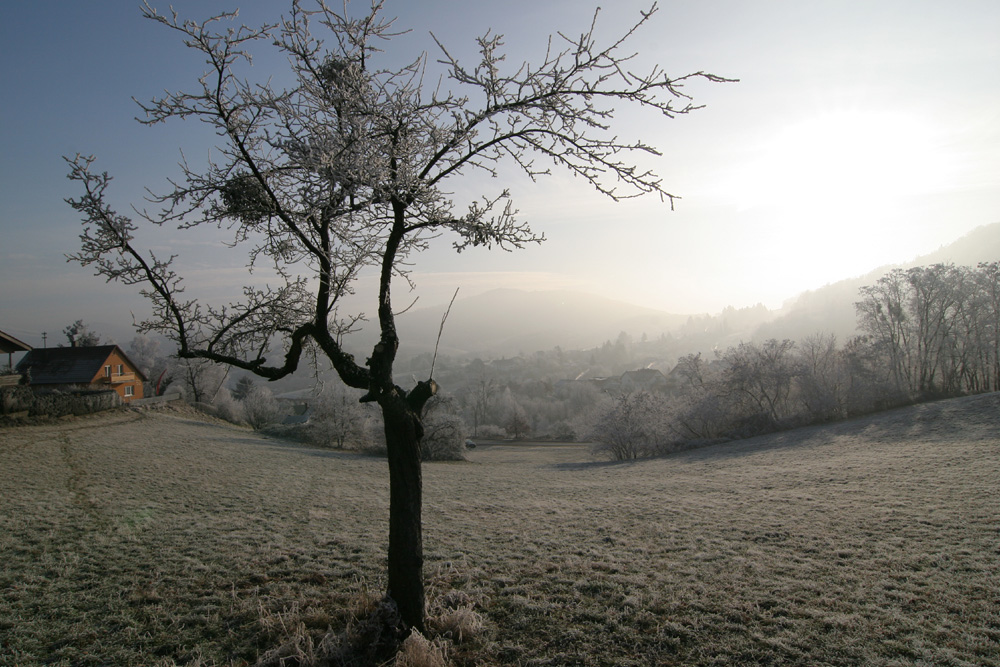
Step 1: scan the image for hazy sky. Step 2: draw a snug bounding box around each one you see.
[2,1,999,347]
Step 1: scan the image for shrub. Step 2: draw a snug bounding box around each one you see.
[309,384,372,449]
[590,391,669,461]
[421,395,468,461]
[241,386,280,430]
[548,420,577,441]
[212,387,246,425]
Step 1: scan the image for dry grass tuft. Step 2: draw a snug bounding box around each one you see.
[253,593,408,667]
[393,629,450,667]
[427,591,483,644]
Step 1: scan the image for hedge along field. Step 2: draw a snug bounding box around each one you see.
[1,396,999,666]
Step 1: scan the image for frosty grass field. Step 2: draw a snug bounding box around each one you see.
[2,394,999,666]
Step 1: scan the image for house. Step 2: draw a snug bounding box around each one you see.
[280,402,313,425]
[1,329,32,378]
[16,345,146,402]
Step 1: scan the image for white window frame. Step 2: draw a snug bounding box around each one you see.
[104,365,111,377]
[124,385,134,397]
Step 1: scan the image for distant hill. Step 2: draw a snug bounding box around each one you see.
[754,222,1000,343]
[379,223,1000,360]
[392,288,690,358]
[320,222,1000,372]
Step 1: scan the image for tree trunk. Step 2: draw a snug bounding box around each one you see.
[381,396,425,632]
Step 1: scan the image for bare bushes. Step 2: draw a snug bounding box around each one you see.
[588,333,946,460]
[590,391,676,460]
[210,388,245,424]
[1,386,34,415]
[309,384,374,449]
[241,386,280,430]
[420,395,468,461]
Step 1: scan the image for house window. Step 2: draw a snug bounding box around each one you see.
[104,365,111,377]
[117,364,124,375]
[124,386,134,397]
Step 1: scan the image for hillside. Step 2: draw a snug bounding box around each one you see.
[754,222,1000,343]
[2,394,998,665]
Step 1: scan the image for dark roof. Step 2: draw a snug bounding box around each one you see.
[0,330,32,355]
[16,345,146,385]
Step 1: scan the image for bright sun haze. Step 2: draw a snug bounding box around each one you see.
[0,0,998,340]
[697,107,969,303]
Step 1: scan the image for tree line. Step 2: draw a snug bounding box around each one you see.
[856,262,1000,397]
[44,261,998,462]
[592,261,1000,460]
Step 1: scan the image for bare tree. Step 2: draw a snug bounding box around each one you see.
[856,269,912,394]
[65,1,728,630]
[169,357,228,405]
[62,320,101,348]
[906,265,961,395]
[856,264,970,398]
[503,398,532,440]
[468,374,498,438]
[720,339,800,429]
[127,334,171,395]
[795,332,846,421]
[231,375,257,401]
[975,261,1000,390]
[674,352,705,388]
[127,334,160,377]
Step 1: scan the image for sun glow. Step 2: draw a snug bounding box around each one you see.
[717,109,961,290]
[756,111,945,208]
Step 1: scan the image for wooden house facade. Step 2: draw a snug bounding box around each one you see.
[16,345,146,402]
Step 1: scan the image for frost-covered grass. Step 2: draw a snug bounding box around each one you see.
[2,396,999,666]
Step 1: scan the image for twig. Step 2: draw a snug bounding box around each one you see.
[429,287,459,379]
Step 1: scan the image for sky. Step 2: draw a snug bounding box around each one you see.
[2,0,999,349]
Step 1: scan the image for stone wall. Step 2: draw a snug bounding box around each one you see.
[1,385,122,418]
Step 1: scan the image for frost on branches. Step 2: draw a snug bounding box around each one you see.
[65,0,730,631]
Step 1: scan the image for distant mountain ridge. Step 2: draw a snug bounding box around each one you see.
[362,222,1000,360]
[755,222,1000,343]
[394,288,689,358]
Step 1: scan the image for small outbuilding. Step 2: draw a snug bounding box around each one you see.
[1,329,32,376]
[16,345,147,402]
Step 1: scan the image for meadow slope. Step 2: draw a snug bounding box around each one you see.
[1,396,999,666]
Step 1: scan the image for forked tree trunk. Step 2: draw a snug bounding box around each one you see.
[381,396,425,632]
